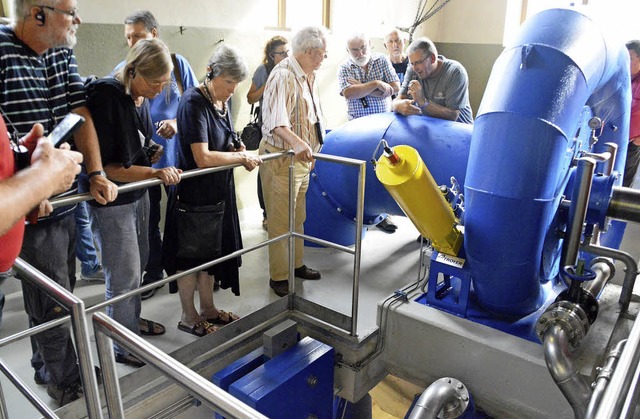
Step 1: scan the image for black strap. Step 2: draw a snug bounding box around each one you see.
[171,53,184,95]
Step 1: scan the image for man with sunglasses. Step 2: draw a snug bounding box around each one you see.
[392,37,473,125]
[112,10,198,299]
[0,0,118,406]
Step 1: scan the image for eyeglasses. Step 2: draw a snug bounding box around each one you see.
[38,5,79,19]
[273,50,289,57]
[348,45,369,55]
[410,56,429,67]
[142,75,172,89]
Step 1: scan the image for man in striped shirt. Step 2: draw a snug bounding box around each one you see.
[259,26,328,297]
[0,0,117,406]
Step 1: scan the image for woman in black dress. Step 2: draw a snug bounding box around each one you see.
[167,45,261,336]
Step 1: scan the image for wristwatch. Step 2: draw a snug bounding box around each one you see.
[87,170,107,180]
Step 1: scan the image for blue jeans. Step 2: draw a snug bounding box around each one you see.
[19,215,79,387]
[74,201,101,276]
[89,193,149,356]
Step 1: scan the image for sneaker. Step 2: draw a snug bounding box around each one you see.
[47,380,83,407]
[81,265,105,282]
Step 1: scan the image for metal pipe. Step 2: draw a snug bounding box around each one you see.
[563,157,596,268]
[407,378,463,419]
[582,258,614,300]
[585,339,626,419]
[49,151,289,209]
[594,303,640,418]
[543,323,591,418]
[94,320,124,418]
[92,313,267,419]
[13,258,102,418]
[0,357,56,418]
[350,161,366,336]
[288,155,295,303]
[608,186,640,223]
[580,243,638,312]
[601,142,618,176]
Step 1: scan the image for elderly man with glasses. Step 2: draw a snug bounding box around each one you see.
[392,36,473,124]
[0,0,118,406]
[338,31,401,233]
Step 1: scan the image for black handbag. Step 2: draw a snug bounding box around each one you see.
[174,200,225,260]
[240,104,262,151]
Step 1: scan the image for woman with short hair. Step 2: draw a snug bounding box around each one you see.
[165,44,261,337]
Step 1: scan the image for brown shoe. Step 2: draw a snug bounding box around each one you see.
[269,279,289,297]
[294,265,321,280]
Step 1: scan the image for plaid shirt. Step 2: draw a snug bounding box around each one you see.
[338,53,399,120]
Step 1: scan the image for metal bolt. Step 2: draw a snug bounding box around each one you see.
[461,395,469,402]
[456,383,464,390]
[446,378,451,383]
[337,207,342,212]
[307,375,318,388]
[322,191,327,196]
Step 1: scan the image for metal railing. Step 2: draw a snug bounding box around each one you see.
[0,149,367,417]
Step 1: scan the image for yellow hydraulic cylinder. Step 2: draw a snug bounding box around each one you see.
[375,145,463,256]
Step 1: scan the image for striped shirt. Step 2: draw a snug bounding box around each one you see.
[0,25,86,137]
[338,53,399,120]
[0,25,86,220]
[261,56,324,152]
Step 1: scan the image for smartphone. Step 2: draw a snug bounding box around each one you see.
[47,113,85,148]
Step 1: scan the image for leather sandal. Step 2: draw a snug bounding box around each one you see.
[206,310,239,325]
[177,320,219,337]
[139,318,166,336]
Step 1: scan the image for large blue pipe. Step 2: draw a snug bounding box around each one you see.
[464,8,630,316]
[306,113,471,247]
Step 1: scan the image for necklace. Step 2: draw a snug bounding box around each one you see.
[200,80,227,118]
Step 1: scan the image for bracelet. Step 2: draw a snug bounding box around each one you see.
[87,170,106,179]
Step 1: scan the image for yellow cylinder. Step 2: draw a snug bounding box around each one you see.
[375,145,462,256]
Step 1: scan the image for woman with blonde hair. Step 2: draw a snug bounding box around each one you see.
[86,38,182,367]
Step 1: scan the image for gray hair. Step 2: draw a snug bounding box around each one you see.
[407,37,438,60]
[14,0,48,18]
[117,38,173,94]
[346,32,369,46]
[124,10,159,35]
[291,26,328,55]
[206,44,249,82]
[627,40,640,57]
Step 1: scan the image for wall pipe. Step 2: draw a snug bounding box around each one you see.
[464,8,630,317]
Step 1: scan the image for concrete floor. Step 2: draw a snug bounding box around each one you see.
[0,206,428,418]
[0,177,638,417]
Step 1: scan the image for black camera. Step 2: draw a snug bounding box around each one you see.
[144,143,160,160]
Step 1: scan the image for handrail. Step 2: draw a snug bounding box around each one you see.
[1,149,367,416]
[92,312,268,419]
[11,258,102,418]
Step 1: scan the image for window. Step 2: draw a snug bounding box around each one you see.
[277,0,331,30]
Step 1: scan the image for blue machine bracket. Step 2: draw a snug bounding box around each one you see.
[425,251,472,317]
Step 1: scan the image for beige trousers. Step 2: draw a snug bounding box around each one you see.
[259,142,310,281]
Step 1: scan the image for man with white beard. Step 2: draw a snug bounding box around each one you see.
[337,32,400,233]
[338,32,400,120]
